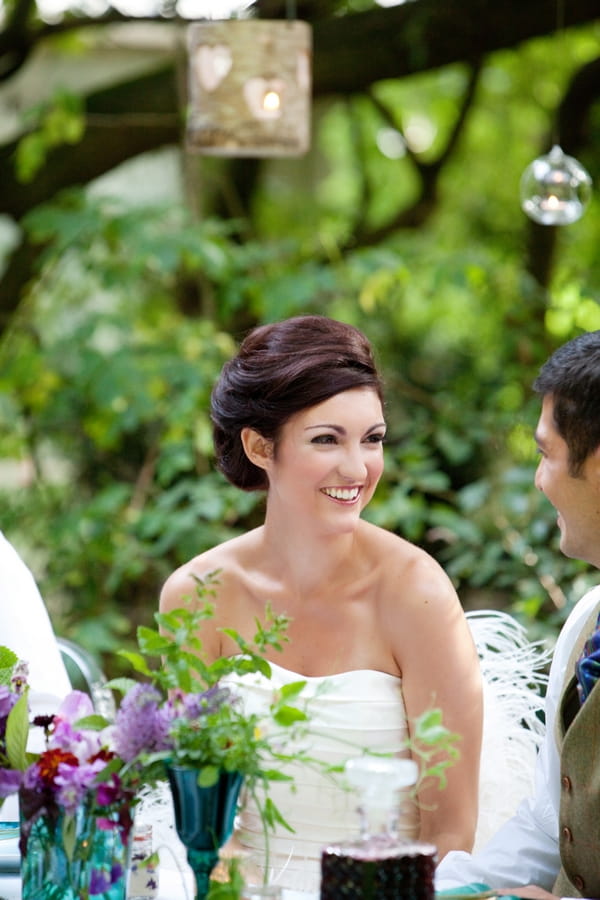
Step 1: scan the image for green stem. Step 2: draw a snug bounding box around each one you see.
[251,784,271,886]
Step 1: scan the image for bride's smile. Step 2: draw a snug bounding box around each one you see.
[320,485,361,502]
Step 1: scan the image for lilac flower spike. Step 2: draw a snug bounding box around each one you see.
[114,683,170,762]
[182,685,231,718]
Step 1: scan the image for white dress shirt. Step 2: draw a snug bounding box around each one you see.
[0,530,73,821]
[0,530,71,707]
[436,585,600,892]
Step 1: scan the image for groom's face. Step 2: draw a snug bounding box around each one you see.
[534,394,600,569]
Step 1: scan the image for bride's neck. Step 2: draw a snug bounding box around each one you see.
[260,515,361,593]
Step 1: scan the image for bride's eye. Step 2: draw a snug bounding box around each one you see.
[311,434,337,444]
[365,433,386,444]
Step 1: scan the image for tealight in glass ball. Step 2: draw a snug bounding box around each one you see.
[520,144,592,225]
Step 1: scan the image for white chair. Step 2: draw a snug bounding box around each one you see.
[57,636,116,720]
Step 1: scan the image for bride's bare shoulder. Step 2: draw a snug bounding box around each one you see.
[363,521,457,603]
[159,529,261,612]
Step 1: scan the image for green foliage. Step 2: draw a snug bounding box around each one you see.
[1,24,599,664]
[16,90,85,183]
[408,708,461,792]
[116,579,312,787]
[1,181,596,662]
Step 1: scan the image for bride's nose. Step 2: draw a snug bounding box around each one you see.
[338,444,368,481]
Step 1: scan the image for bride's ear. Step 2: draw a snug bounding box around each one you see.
[241,428,274,471]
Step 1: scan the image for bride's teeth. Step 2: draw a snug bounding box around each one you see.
[325,487,359,500]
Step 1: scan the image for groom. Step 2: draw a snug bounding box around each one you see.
[437,330,600,899]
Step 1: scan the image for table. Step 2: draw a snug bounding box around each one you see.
[0,859,314,900]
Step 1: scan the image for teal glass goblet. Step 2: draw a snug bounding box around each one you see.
[166,766,243,900]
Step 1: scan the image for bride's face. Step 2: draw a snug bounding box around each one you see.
[266,387,386,527]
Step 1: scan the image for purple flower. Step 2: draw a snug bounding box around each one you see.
[10,661,29,695]
[0,685,18,718]
[52,718,102,763]
[54,759,105,814]
[182,685,230,718]
[0,768,22,798]
[96,773,123,808]
[89,864,123,894]
[23,763,43,791]
[113,684,170,762]
[57,691,94,722]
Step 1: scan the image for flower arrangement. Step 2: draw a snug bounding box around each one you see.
[0,643,167,898]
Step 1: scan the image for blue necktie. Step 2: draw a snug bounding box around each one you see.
[575,612,600,704]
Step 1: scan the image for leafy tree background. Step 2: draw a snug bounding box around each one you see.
[0,0,599,673]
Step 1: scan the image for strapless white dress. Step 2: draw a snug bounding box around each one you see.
[226,662,420,893]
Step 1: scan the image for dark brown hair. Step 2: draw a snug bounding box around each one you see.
[211,315,384,490]
[533,330,600,475]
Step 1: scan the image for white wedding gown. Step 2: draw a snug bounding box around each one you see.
[138,610,548,897]
[229,662,420,893]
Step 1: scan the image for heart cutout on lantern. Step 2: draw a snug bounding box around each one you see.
[296,51,311,90]
[243,78,286,120]
[194,44,232,92]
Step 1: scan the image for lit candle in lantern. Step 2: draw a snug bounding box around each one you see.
[542,193,561,208]
[262,90,281,115]
[520,144,592,225]
[186,19,312,157]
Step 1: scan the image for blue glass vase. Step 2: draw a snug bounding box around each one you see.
[166,766,243,900]
[20,790,130,900]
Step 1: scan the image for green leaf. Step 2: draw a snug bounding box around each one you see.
[271,706,308,727]
[262,797,295,833]
[136,627,171,654]
[259,769,294,782]
[62,813,77,862]
[5,693,30,771]
[198,765,219,788]
[105,676,138,695]
[117,651,154,677]
[277,681,307,701]
[0,647,18,673]
[73,714,110,731]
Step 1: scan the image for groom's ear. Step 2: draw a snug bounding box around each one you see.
[241,428,274,471]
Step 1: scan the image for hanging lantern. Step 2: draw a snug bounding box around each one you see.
[520,144,592,225]
[186,19,312,157]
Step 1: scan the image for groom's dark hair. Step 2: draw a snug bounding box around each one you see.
[533,330,600,475]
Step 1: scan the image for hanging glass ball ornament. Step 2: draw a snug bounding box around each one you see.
[520,144,592,225]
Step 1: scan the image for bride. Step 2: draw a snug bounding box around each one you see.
[159,314,483,891]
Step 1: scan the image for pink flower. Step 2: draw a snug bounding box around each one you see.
[50,691,103,762]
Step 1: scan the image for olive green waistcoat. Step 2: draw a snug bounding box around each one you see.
[553,600,600,899]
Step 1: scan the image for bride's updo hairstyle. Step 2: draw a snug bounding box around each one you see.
[211,315,384,491]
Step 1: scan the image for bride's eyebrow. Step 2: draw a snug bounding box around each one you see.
[304,422,386,434]
[305,424,344,433]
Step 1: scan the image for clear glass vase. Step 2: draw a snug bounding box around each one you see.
[20,791,130,900]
